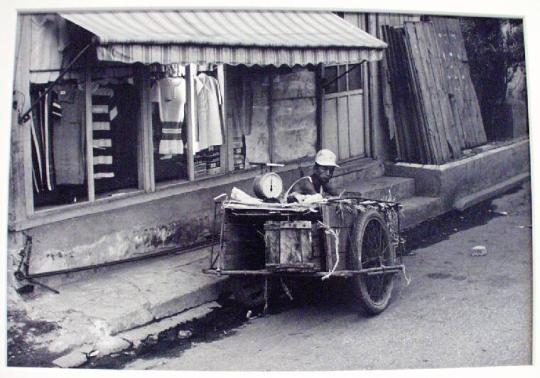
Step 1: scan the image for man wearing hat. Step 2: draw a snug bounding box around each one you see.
[287,149,340,199]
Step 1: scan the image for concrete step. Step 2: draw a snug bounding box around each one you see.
[399,196,446,231]
[346,176,416,201]
[332,158,385,189]
[24,247,228,357]
[53,301,220,368]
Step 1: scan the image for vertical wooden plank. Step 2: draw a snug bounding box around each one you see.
[217,64,228,172]
[85,69,95,201]
[426,20,462,160]
[337,96,350,159]
[225,66,235,172]
[409,23,446,163]
[185,63,196,181]
[322,98,339,154]
[315,64,324,151]
[404,23,436,163]
[368,13,383,159]
[343,13,359,27]
[268,68,274,163]
[22,116,34,216]
[362,62,371,157]
[11,15,33,220]
[348,93,365,156]
[139,68,154,192]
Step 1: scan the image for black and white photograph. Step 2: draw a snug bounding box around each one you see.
[1,0,538,376]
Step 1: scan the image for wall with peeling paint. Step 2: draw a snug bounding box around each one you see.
[7,161,379,276]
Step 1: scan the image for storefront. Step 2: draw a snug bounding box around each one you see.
[8,10,386,277]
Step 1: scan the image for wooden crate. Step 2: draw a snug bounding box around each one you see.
[321,204,356,271]
[264,221,321,271]
[219,213,265,270]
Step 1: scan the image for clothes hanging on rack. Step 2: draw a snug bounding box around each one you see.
[92,86,115,180]
[52,83,86,185]
[43,91,54,191]
[231,69,254,138]
[195,73,223,151]
[151,77,186,155]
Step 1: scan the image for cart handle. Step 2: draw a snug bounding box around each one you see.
[213,193,227,202]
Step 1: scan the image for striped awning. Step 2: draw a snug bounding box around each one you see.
[60,10,386,66]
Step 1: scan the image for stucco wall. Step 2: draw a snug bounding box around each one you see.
[7,159,382,276]
[385,139,530,209]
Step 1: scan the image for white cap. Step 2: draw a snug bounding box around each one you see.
[315,149,339,167]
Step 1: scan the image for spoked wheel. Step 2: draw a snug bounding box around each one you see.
[349,209,396,315]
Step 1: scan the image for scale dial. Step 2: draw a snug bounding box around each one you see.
[253,172,283,199]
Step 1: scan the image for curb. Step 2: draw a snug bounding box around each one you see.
[52,301,220,368]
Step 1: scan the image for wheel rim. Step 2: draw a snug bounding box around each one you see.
[360,218,394,304]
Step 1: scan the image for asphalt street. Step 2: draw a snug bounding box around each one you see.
[125,183,532,371]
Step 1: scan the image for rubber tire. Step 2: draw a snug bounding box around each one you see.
[349,209,395,315]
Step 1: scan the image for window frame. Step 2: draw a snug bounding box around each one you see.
[16,63,319,230]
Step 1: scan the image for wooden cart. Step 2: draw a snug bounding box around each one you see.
[204,194,407,315]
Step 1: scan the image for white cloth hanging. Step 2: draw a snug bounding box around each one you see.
[195,73,223,151]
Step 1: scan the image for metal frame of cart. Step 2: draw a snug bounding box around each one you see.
[204,193,409,314]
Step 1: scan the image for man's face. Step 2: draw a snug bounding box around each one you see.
[314,164,334,184]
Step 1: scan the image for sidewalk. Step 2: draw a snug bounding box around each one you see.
[7,181,529,368]
[7,246,228,367]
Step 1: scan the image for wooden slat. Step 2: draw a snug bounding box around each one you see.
[139,68,154,192]
[185,64,196,181]
[85,69,95,201]
[337,96,350,159]
[424,22,462,160]
[383,25,417,162]
[217,64,228,173]
[404,23,439,163]
[414,23,449,163]
[431,17,487,148]
[432,17,467,148]
[348,93,365,157]
[322,97,339,154]
[397,26,426,162]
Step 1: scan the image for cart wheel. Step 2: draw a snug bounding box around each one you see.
[349,209,396,315]
[230,276,267,309]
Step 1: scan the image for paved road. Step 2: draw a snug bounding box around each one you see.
[126,184,532,371]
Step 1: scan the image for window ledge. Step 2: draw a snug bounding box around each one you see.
[9,160,316,232]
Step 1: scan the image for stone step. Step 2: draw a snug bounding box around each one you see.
[399,196,446,231]
[26,247,228,355]
[346,176,416,201]
[332,158,385,189]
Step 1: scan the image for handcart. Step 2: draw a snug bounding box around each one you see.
[204,191,409,315]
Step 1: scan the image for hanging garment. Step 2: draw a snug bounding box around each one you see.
[151,77,185,155]
[52,83,86,185]
[195,73,223,151]
[231,69,254,138]
[43,92,54,191]
[30,92,44,191]
[92,86,115,180]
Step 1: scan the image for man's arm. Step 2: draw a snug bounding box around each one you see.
[290,177,317,195]
[323,181,340,196]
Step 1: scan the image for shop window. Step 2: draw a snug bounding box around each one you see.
[192,65,225,178]
[30,69,140,210]
[324,64,363,94]
[31,80,88,208]
[28,63,317,214]
[151,64,225,182]
[151,65,188,183]
[92,80,139,197]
